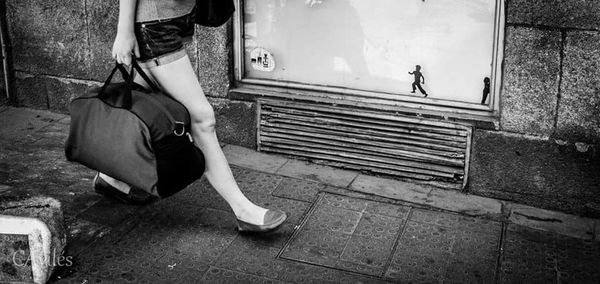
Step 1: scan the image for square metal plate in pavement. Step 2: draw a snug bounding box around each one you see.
[280,193,407,277]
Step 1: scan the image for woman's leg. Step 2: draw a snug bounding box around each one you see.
[135,55,269,225]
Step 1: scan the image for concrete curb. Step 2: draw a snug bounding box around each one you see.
[223,144,600,241]
[0,196,67,284]
[0,215,53,283]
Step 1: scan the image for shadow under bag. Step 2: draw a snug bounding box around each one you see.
[65,62,205,198]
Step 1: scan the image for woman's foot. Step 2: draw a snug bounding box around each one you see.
[98,172,131,194]
[93,173,157,205]
[234,205,269,225]
[236,209,287,233]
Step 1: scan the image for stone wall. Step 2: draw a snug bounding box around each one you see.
[502,0,600,143]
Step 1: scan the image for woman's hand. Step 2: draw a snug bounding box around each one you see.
[112,28,140,66]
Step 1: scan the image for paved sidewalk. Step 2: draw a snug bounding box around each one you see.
[1,107,599,283]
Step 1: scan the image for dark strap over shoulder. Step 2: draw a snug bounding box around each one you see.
[195,0,235,27]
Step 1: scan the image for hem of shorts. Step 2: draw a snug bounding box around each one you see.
[138,48,187,69]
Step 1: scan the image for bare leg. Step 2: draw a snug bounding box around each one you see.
[135,55,268,225]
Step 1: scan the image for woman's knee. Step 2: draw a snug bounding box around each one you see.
[188,104,216,132]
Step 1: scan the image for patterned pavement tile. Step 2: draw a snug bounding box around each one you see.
[277,260,391,284]
[505,223,556,245]
[174,178,232,212]
[502,226,556,262]
[334,260,385,278]
[554,232,600,252]
[498,258,556,284]
[385,249,451,283]
[200,267,289,284]
[365,200,411,219]
[75,236,212,284]
[104,207,239,266]
[321,194,369,212]
[396,221,456,254]
[303,204,362,234]
[556,248,600,284]
[137,253,209,283]
[272,177,324,202]
[281,229,351,267]
[388,218,502,283]
[53,274,130,284]
[555,236,600,284]
[353,212,404,242]
[74,242,167,282]
[338,236,391,276]
[444,258,497,284]
[214,236,286,280]
[451,229,501,261]
[232,166,284,195]
[76,198,143,228]
[280,193,414,279]
[498,225,557,284]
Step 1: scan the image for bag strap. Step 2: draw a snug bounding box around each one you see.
[98,60,161,109]
[131,60,160,92]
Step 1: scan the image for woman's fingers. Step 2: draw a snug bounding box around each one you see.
[120,52,132,66]
[113,51,134,65]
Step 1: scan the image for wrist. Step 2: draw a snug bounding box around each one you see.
[117,24,135,33]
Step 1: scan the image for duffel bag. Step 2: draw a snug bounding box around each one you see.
[65,61,205,198]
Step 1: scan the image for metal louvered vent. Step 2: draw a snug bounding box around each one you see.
[257,99,472,189]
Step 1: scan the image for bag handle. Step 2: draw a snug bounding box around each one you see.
[130,60,160,91]
[98,60,160,109]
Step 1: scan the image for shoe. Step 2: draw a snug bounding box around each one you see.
[424,93,428,97]
[236,209,287,233]
[93,173,157,205]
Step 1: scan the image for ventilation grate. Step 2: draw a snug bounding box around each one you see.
[257,99,472,189]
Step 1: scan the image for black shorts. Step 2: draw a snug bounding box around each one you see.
[134,6,196,68]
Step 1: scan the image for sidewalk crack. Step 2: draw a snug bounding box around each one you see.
[513,211,562,223]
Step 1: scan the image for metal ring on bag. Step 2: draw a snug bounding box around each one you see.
[173,122,186,136]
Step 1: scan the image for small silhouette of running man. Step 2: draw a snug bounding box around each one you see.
[409,65,427,97]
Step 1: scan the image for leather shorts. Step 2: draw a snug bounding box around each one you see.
[134,6,196,68]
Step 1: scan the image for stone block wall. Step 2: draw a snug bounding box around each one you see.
[470,0,600,216]
[502,0,600,143]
